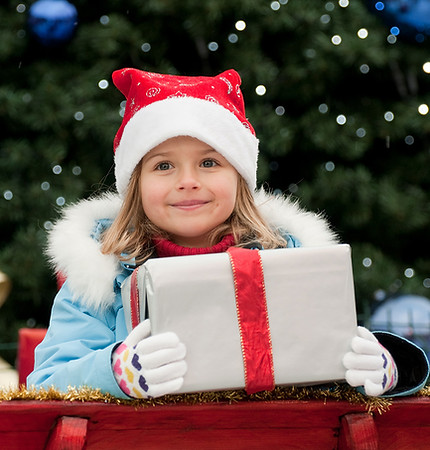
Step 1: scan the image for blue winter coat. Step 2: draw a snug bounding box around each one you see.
[28,279,129,398]
[27,192,429,398]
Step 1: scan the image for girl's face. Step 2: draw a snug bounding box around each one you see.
[140,136,239,247]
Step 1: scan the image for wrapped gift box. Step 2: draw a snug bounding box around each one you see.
[128,244,357,394]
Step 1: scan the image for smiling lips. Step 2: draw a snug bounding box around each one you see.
[171,199,210,210]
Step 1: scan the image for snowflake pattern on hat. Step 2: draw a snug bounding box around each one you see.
[113,68,255,151]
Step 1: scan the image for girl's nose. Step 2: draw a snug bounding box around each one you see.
[176,168,201,190]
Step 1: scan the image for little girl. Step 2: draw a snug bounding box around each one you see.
[28,68,428,399]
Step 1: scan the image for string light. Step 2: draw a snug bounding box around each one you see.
[405,135,414,145]
[43,221,53,231]
[320,14,331,24]
[404,268,415,278]
[208,42,219,51]
[98,79,108,89]
[255,85,266,96]
[305,48,316,58]
[336,114,346,125]
[384,111,394,122]
[363,257,372,268]
[360,64,370,74]
[319,103,328,114]
[374,289,386,301]
[357,28,368,39]
[228,33,238,43]
[325,161,335,172]
[3,190,13,201]
[387,34,397,44]
[119,100,126,118]
[331,35,342,45]
[235,20,246,31]
[418,104,429,115]
[56,197,65,206]
[52,165,62,175]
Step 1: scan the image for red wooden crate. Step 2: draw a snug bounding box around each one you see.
[17,328,47,386]
[0,397,429,449]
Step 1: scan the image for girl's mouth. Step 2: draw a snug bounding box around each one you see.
[171,200,209,209]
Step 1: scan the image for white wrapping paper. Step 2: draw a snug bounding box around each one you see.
[128,244,357,393]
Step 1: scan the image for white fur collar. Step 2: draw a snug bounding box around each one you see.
[46,193,122,311]
[47,189,338,311]
[253,189,338,248]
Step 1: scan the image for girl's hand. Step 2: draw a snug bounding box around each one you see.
[343,326,398,397]
[112,319,187,398]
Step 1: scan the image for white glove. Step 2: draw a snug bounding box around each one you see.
[343,326,398,397]
[112,319,187,399]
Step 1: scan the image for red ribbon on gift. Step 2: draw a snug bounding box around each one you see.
[130,268,141,329]
[227,247,275,394]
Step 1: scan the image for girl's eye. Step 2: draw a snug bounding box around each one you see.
[201,159,218,168]
[156,162,172,171]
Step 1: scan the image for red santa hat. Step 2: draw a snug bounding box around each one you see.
[112,68,259,196]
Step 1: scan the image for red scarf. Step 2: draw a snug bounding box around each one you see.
[153,234,235,257]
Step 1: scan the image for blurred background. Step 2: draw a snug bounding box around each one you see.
[1,0,430,375]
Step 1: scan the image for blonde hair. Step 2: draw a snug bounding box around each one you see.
[101,163,286,264]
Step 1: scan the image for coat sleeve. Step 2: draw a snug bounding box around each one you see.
[27,281,128,399]
[374,331,429,397]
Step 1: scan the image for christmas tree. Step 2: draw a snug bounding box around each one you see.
[0,0,429,362]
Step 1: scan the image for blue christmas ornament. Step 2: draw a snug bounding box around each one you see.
[28,0,78,47]
[367,0,430,43]
[370,294,430,357]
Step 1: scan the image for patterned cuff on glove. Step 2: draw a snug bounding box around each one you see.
[112,342,150,399]
[381,343,398,393]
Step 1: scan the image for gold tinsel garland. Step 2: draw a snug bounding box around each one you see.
[0,384,406,414]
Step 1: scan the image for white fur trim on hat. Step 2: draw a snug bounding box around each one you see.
[114,96,259,196]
